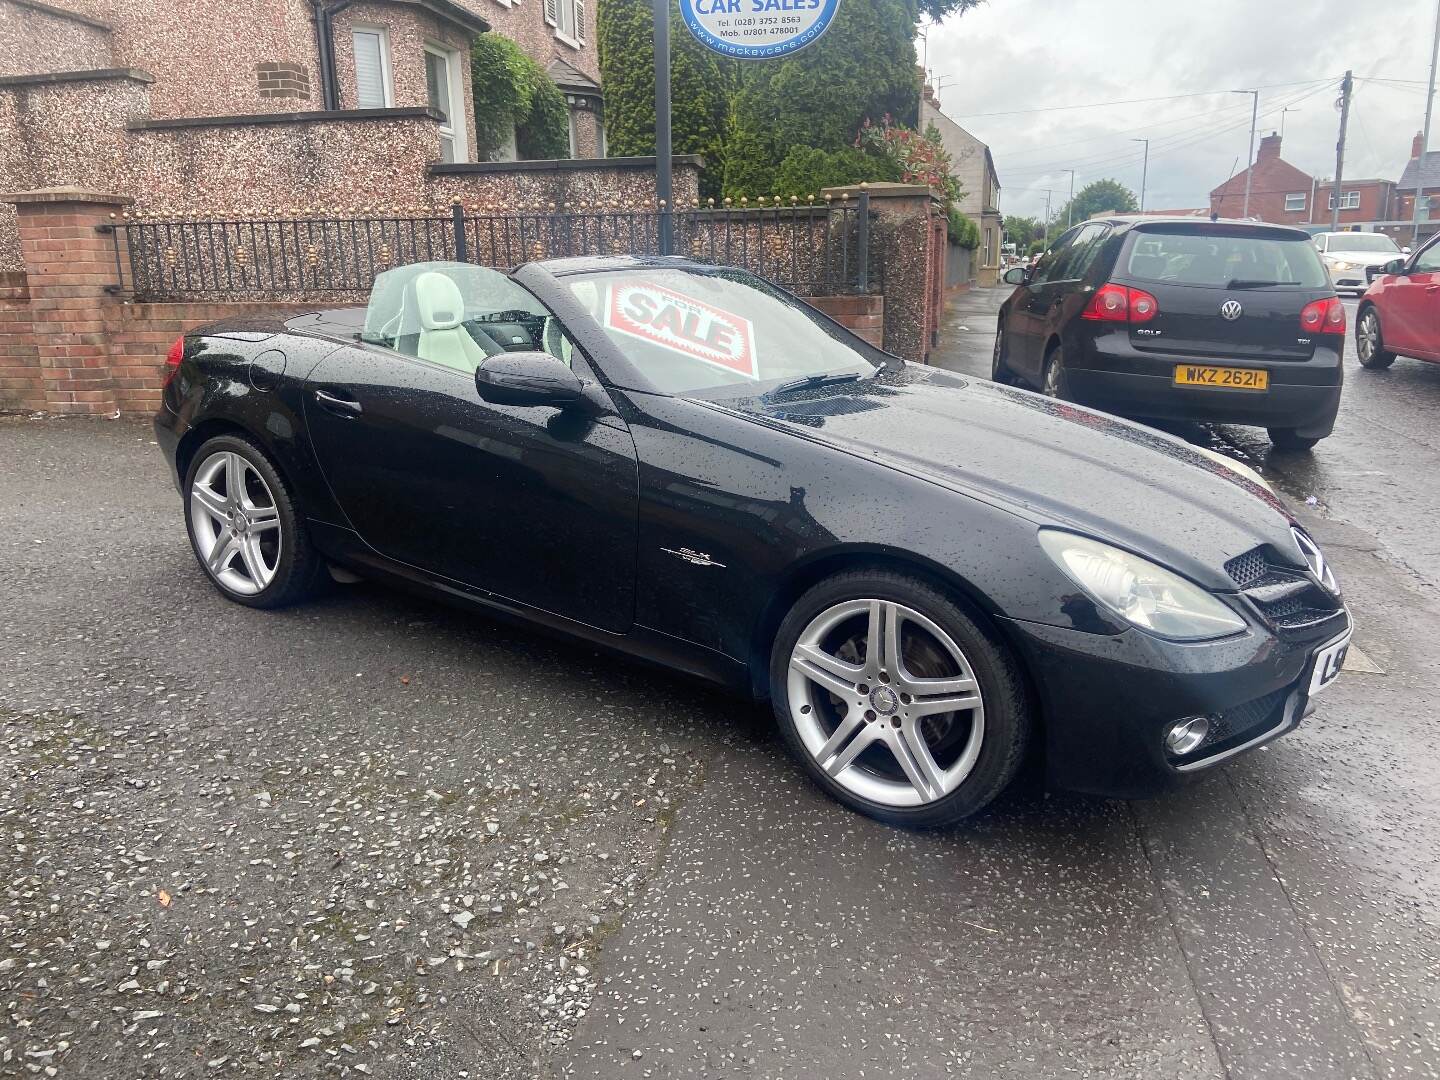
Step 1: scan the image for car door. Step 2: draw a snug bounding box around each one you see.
[1383,239,1440,357]
[1009,227,1080,380]
[304,315,639,634]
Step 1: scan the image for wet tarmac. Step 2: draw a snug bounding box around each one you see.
[2,301,1438,1078]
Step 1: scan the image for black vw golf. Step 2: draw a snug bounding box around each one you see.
[155,257,1350,827]
[994,216,1345,451]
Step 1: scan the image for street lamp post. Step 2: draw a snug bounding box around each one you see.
[1131,138,1149,214]
[1232,89,1259,218]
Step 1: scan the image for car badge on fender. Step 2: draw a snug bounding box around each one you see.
[662,546,726,568]
[1220,299,1243,321]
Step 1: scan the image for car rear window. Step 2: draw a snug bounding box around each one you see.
[1121,229,1328,288]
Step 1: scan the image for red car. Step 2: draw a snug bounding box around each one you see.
[1357,234,1440,368]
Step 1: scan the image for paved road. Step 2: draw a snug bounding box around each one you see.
[1,297,1438,1078]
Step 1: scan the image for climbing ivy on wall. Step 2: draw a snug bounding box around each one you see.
[471,35,571,161]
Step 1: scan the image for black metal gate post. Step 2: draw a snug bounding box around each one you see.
[856,189,870,294]
[451,200,468,262]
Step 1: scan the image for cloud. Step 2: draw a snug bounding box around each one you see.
[923,0,1436,220]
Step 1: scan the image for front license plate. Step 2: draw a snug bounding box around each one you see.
[1174,364,1269,390]
[1308,630,1352,697]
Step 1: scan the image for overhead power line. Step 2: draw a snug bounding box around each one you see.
[939,76,1339,119]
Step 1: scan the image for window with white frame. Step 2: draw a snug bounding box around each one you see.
[545,0,586,46]
[1284,192,1306,212]
[1328,191,1361,210]
[424,44,468,163]
[352,27,393,109]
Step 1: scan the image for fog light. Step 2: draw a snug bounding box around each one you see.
[1165,716,1211,756]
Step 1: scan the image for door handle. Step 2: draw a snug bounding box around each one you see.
[314,389,362,417]
[1427,284,1440,293]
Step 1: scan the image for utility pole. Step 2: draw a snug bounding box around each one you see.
[1232,89,1259,218]
[1064,170,1076,227]
[1331,70,1353,233]
[1280,105,1300,139]
[653,0,673,255]
[1414,0,1440,244]
[1042,189,1054,248]
[1131,139,1150,213]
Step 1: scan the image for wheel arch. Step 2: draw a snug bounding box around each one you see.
[747,545,1025,701]
[176,418,273,485]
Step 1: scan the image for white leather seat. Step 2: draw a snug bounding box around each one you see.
[414,271,490,374]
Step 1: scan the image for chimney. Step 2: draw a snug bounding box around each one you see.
[1414,131,1427,159]
[1257,132,1282,162]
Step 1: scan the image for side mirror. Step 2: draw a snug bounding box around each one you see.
[1381,258,1406,276]
[475,352,590,409]
[1002,266,1029,286]
[1402,246,1413,255]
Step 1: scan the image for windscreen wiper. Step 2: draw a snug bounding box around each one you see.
[766,372,865,397]
[1225,279,1301,289]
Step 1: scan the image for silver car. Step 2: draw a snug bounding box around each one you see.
[1313,232,1405,294]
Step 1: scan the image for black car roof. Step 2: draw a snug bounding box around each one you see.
[1094,215,1313,239]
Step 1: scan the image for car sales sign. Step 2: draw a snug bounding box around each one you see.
[678,0,841,60]
[605,280,758,379]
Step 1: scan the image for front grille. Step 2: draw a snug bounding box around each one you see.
[1224,545,1343,631]
[1224,548,1269,589]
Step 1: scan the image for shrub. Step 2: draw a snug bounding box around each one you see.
[772,147,900,198]
[948,208,980,248]
[471,35,570,162]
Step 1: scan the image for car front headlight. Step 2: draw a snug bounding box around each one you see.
[1330,259,1355,271]
[1038,530,1247,641]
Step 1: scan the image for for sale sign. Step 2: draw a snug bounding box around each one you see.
[678,0,841,60]
[604,280,758,379]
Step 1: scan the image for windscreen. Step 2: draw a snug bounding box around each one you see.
[1121,230,1329,288]
[1325,233,1399,254]
[564,267,882,395]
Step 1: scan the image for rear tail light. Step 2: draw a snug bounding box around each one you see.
[1300,297,1346,335]
[1082,283,1159,324]
[163,336,184,388]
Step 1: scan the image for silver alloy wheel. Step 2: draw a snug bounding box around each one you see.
[1357,309,1380,362]
[787,599,985,808]
[189,451,282,596]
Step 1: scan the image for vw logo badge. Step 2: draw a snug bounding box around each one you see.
[1220,299,1244,321]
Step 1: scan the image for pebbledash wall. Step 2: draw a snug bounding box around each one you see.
[0,185,945,417]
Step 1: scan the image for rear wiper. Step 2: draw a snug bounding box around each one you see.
[766,372,864,397]
[1225,279,1301,289]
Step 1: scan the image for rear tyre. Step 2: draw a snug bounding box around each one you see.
[769,570,1032,828]
[1267,428,1321,453]
[1041,345,1069,399]
[990,325,1020,386]
[183,434,325,609]
[1355,306,1396,369]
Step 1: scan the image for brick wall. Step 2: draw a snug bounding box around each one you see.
[255,62,311,102]
[808,295,883,348]
[0,269,41,411]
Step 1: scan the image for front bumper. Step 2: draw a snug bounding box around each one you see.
[999,608,1350,798]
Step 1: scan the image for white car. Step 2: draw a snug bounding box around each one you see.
[1312,232,1405,294]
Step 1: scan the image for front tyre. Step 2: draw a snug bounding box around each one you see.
[1041,345,1069,399]
[770,570,1032,827]
[1356,306,1396,369]
[991,325,1020,386]
[183,434,325,608]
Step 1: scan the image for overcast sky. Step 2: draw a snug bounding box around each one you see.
[922,0,1437,222]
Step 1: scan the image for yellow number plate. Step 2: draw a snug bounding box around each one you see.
[1173,364,1269,390]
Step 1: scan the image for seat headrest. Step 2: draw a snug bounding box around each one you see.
[414,271,466,331]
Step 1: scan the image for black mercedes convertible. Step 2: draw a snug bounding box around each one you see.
[155,257,1351,826]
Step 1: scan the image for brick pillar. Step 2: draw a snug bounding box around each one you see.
[822,182,945,363]
[4,188,132,415]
